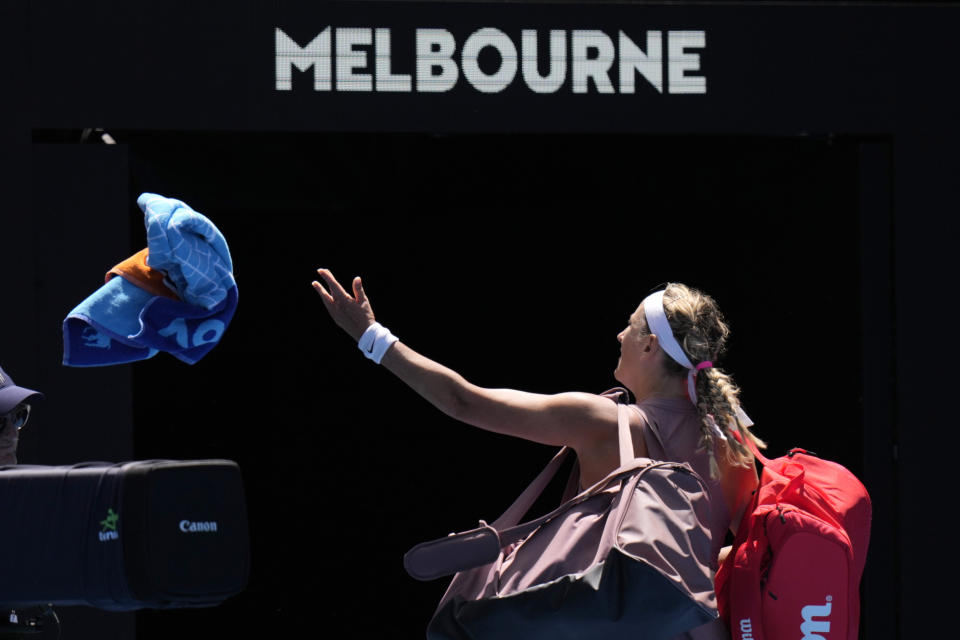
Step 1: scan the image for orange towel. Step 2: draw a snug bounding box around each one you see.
[106,248,180,301]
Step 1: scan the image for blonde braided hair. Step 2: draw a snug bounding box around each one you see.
[639,283,765,478]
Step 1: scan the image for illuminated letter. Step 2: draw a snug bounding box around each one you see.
[571,30,615,94]
[619,30,662,94]
[336,28,373,91]
[275,27,331,91]
[375,28,412,92]
[521,30,566,93]
[461,28,518,93]
[416,29,458,92]
[668,30,706,94]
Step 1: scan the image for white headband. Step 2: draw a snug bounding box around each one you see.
[643,290,693,371]
[642,289,714,406]
[642,289,754,440]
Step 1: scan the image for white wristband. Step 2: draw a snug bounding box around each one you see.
[358,322,398,364]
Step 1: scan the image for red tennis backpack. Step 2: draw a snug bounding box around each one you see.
[714,440,872,640]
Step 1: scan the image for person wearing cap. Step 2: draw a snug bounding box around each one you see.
[312,271,762,570]
[0,365,43,465]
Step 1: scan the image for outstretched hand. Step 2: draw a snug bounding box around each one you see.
[311,268,376,341]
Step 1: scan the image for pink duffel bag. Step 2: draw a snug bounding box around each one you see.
[404,389,724,640]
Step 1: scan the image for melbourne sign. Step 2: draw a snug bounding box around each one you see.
[275,26,707,95]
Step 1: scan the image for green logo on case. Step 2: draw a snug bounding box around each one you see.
[99,508,119,541]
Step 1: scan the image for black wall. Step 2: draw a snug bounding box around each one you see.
[125,130,862,638]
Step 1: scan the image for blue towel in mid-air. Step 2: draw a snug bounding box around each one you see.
[140,192,235,309]
[62,193,238,367]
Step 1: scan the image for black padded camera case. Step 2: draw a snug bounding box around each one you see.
[0,459,249,610]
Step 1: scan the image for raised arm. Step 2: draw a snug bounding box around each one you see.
[311,269,618,450]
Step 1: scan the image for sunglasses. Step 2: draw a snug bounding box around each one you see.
[0,403,31,434]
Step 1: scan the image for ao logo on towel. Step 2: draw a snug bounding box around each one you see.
[158,318,226,349]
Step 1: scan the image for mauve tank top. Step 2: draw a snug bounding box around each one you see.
[629,396,731,568]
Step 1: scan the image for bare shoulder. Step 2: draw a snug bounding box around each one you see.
[565,392,646,486]
[529,391,622,449]
[550,391,652,436]
[550,390,618,407]
[544,391,620,424]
